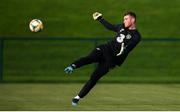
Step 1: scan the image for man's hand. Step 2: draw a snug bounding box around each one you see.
[93,12,102,20]
[64,66,74,74]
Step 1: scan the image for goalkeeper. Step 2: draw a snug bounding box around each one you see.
[64,11,141,106]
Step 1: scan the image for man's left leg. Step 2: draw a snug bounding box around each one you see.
[72,63,110,106]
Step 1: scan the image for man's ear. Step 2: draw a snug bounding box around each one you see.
[131,17,135,23]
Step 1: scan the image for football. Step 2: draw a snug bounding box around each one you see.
[29,19,43,32]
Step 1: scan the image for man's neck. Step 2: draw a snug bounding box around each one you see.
[128,24,136,30]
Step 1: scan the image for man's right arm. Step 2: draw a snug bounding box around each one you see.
[93,12,119,32]
[98,18,119,32]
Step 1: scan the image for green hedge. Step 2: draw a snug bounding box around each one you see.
[0,0,180,38]
[3,39,180,83]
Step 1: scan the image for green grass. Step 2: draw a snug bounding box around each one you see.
[0,83,180,110]
[0,0,180,38]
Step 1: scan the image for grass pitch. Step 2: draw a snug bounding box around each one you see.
[0,83,180,111]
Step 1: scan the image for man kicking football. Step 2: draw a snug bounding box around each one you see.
[64,11,141,106]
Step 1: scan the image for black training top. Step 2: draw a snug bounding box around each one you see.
[99,18,141,57]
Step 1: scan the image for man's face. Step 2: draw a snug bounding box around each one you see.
[123,15,135,28]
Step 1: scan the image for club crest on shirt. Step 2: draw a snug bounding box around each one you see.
[126,34,132,39]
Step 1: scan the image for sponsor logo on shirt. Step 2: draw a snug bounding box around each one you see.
[119,28,124,32]
[116,34,125,43]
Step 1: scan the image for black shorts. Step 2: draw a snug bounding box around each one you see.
[93,44,128,68]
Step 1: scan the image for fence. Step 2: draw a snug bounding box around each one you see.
[0,37,180,83]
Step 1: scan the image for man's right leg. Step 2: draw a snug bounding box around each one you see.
[64,48,102,74]
[72,48,102,68]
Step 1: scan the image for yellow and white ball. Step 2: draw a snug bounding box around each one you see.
[29,19,43,32]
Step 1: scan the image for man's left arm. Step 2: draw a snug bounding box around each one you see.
[117,35,141,56]
[125,35,141,53]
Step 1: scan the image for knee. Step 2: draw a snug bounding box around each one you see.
[82,56,95,62]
